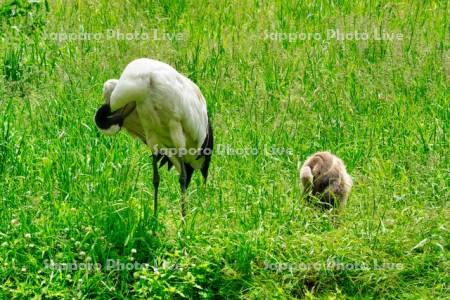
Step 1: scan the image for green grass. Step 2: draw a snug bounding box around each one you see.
[0,0,448,298]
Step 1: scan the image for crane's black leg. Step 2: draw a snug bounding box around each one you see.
[179,158,187,220]
[152,154,160,217]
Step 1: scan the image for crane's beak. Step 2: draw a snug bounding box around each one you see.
[94,102,136,136]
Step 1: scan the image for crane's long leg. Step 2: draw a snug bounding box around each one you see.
[152,154,160,217]
[179,158,187,220]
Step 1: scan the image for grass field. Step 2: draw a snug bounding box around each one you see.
[0,0,449,298]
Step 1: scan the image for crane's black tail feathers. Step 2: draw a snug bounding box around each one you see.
[154,118,213,184]
[200,118,213,183]
[157,155,173,171]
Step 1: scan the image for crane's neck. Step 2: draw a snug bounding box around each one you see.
[110,79,147,112]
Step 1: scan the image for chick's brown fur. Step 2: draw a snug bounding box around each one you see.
[299,151,352,209]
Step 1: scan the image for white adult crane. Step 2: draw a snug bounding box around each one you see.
[94,58,213,219]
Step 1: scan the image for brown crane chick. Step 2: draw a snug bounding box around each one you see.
[299,151,352,210]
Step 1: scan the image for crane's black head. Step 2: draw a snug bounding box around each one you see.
[94,104,124,135]
[94,102,137,136]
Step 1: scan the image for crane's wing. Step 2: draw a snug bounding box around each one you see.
[109,58,208,149]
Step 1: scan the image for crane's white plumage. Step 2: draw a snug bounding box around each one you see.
[94,58,213,218]
[109,58,208,170]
